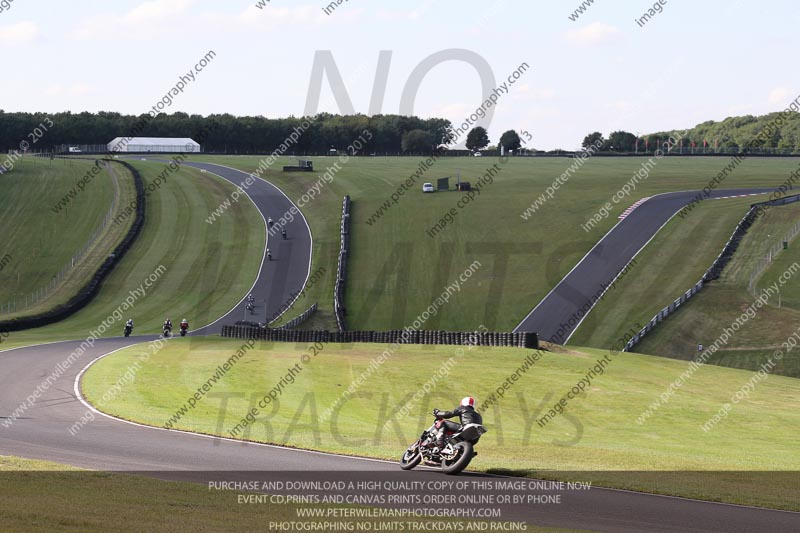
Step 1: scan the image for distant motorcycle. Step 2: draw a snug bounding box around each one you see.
[123,324,133,337]
[163,326,172,338]
[180,325,188,337]
[400,418,487,475]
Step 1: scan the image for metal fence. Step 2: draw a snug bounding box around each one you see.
[623,193,800,351]
[623,205,759,352]
[749,220,800,293]
[274,303,318,330]
[0,161,120,316]
[334,196,351,332]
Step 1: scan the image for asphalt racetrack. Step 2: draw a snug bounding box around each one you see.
[1,170,798,531]
[514,188,779,343]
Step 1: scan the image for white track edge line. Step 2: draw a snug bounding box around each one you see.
[191,160,314,327]
[71,345,800,515]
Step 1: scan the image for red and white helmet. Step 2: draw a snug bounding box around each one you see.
[461,396,475,407]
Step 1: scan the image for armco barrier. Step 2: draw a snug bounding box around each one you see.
[623,193,800,352]
[0,159,145,332]
[221,325,538,349]
[274,303,318,330]
[334,196,351,331]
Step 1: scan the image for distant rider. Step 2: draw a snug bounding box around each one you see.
[126,318,134,329]
[180,318,189,330]
[268,217,274,228]
[267,248,272,261]
[163,318,172,334]
[281,228,287,240]
[432,397,482,452]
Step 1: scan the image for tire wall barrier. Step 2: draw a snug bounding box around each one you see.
[274,303,318,330]
[221,325,539,349]
[0,159,145,332]
[334,196,351,332]
[622,193,800,352]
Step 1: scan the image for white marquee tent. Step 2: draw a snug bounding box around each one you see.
[107,137,201,153]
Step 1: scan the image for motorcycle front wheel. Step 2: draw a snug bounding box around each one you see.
[441,442,473,475]
[399,443,422,470]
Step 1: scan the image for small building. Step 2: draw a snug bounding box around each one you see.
[107,137,201,153]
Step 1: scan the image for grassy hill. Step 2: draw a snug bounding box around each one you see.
[0,159,264,347]
[633,200,800,377]
[568,196,766,351]
[0,157,136,318]
[82,337,800,510]
[188,154,800,334]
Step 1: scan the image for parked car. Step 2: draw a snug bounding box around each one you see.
[422,182,434,193]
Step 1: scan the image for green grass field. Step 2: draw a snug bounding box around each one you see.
[1,456,549,533]
[0,455,300,532]
[0,159,264,348]
[0,157,136,319]
[186,154,800,333]
[82,337,800,510]
[634,201,800,377]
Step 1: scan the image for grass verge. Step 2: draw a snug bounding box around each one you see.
[0,456,558,532]
[0,158,135,318]
[82,337,800,510]
[635,201,800,376]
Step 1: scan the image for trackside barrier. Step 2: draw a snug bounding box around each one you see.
[0,160,145,332]
[221,325,538,349]
[621,196,795,352]
[274,303,318,330]
[334,196,351,332]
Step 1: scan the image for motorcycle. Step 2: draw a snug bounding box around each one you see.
[180,325,188,337]
[163,327,172,338]
[123,324,133,337]
[399,418,487,475]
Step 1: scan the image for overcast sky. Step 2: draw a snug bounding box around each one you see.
[2,0,798,149]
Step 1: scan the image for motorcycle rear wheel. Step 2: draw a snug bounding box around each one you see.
[441,442,473,475]
[399,444,422,470]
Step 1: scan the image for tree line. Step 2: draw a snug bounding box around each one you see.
[0,110,533,155]
[582,111,800,153]
[0,111,451,154]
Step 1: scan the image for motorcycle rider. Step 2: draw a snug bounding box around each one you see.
[180,318,189,331]
[268,217,274,228]
[267,248,272,261]
[432,397,482,452]
[281,228,287,240]
[163,318,172,335]
[125,318,133,329]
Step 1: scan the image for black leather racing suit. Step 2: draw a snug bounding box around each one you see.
[433,405,483,448]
